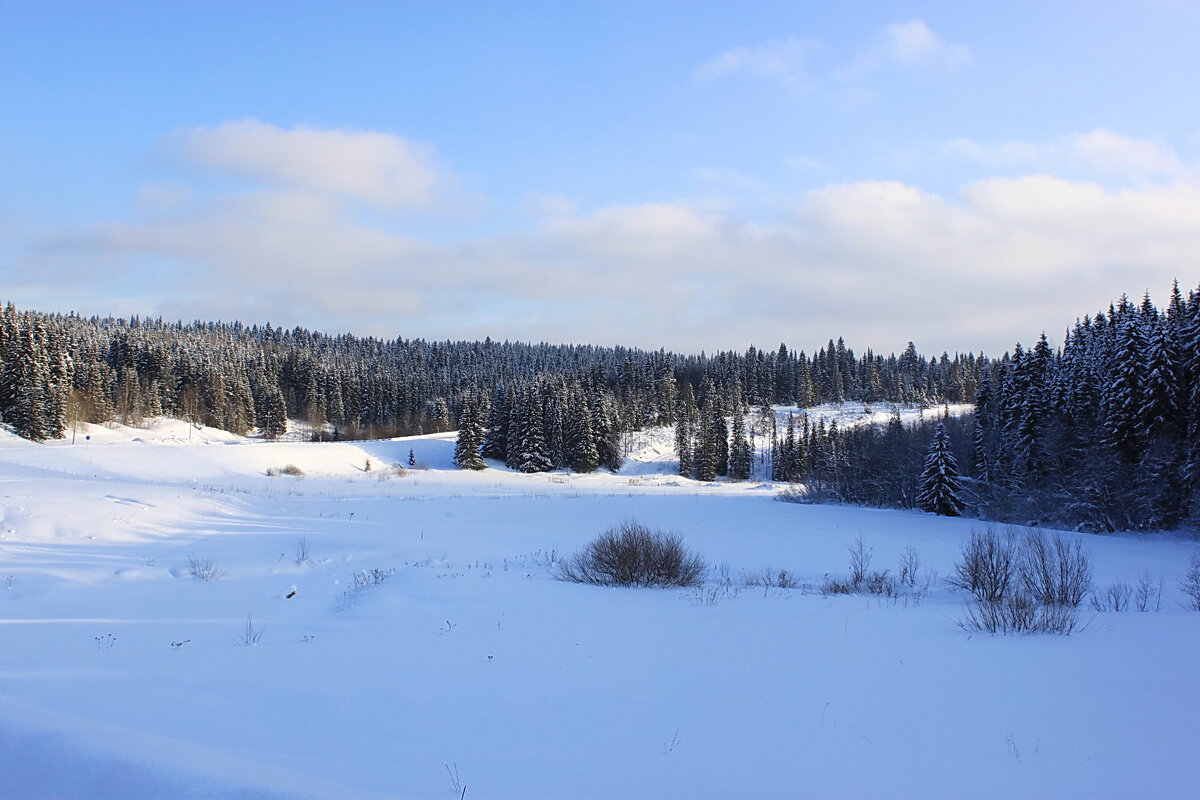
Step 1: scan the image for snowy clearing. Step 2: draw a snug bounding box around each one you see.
[0,410,1196,799]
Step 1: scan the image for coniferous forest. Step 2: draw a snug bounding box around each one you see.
[2,281,1198,532]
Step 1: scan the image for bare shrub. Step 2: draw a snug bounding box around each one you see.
[1018,530,1092,607]
[1181,554,1200,611]
[960,592,1079,635]
[556,520,706,588]
[947,525,1016,603]
[1090,581,1132,612]
[267,464,305,477]
[848,536,872,586]
[1134,571,1162,612]
[819,576,856,596]
[187,552,225,582]
[353,567,395,589]
[688,584,742,606]
[237,611,266,646]
[776,485,815,504]
[295,537,313,567]
[743,566,800,589]
[899,545,921,589]
[861,569,898,597]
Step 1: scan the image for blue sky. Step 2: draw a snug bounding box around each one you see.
[3,1,1199,355]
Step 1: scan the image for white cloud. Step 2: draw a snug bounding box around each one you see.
[945,128,1188,179]
[693,37,819,91]
[14,126,1200,355]
[835,19,970,83]
[882,19,971,66]
[169,120,444,208]
[696,20,968,101]
[1065,129,1185,175]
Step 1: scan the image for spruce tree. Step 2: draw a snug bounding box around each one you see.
[481,388,512,462]
[591,393,623,472]
[565,386,599,473]
[1105,318,1144,463]
[514,389,553,473]
[694,397,717,481]
[916,422,966,516]
[728,410,752,480]
[453,397,486,470]
[674,397,694,478]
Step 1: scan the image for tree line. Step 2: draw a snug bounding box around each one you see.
[0,302,979,455]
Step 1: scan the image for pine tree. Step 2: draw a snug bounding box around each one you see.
[916,422,965,516]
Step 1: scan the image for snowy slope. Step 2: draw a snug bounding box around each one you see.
[0,412,1196,799]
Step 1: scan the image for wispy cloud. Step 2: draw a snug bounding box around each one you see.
[835,19,971,82]
[692,37,820,92]
[696,20,969,99]
[945,128,1189,178]
[168,120,446,209]
[20,171,1200,354]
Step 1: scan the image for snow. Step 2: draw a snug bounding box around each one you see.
[0,410,1196,798]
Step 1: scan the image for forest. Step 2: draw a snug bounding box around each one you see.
[2,281,1197,532]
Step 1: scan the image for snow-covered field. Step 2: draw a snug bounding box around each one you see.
[1,410,1196,799]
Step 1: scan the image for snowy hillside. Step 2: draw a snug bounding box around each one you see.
[0,412,1196,799]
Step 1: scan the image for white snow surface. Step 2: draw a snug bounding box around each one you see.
[0,410,1196,799]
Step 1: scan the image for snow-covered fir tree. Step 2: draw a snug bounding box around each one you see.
[916,422,965,516]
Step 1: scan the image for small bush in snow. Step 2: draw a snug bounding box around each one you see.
[1181,554,1200,611]
[237,611,266,646]
[266,464,305,477]
[1090,581,1132,612]
[1018,530,1092,607]
[688,584,741,606]
[775,485,814,504]
[953,528,1094,635]
[960,592,1080,635]
[556,520,705,588]
[947,525,1017,603]
[818,539,900,597]
[819,576,856,595]
[187,552,225,582]
[848,536,872,586]
[353,567,395,590]
[899,545,921,589]
[861,569,898,597]
[1134,572,1163,612]
[743,566,800,589]
[295,537,313,567]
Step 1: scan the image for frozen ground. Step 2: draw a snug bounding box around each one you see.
[0,409,1196,799]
